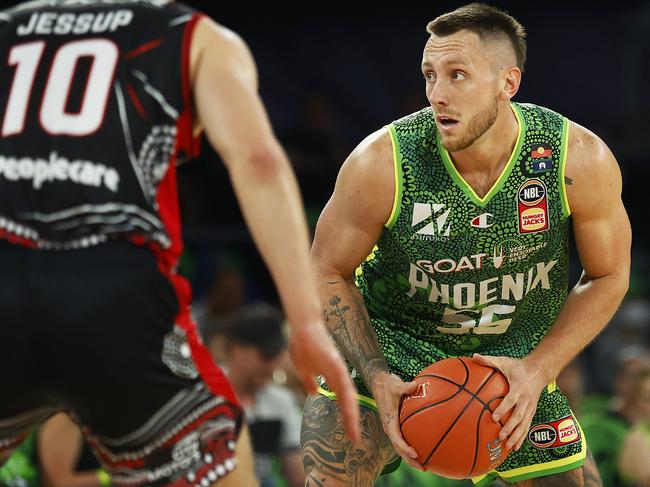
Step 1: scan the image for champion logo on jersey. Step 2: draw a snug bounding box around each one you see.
[411,202,451,239]
[470,213,494,229]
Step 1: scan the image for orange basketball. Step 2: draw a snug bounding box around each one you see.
[399,356,513,479]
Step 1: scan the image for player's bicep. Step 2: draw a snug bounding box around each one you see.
[568,132,631,280]
[191,19,278,165]
[573,201,630,279]
[312,196,383,280]
[312,133,394,279]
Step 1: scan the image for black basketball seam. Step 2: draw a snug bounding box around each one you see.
[402,373,506,426]
[400,358,471,426]
[415,356,471,387]
[467,394,509,477]
[421,369,499,467]
[469,405,492,476]
[399,384,465,426]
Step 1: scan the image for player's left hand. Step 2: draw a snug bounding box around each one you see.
[289,320,361,444]
[472,353,549,451]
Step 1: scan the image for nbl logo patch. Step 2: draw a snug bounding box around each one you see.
[517,179,549,234]
[528,415,580,449]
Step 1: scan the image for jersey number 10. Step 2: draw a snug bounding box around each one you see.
[2,38,118,137]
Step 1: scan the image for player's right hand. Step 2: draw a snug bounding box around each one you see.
[289,320,361,444]
[371,371,425,471]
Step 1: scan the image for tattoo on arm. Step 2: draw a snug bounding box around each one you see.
[325,293,388,391]
[565,176,574,185]
[583,450,603,487]
[301,395,393,487]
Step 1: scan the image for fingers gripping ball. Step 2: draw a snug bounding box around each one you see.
[399,356,513,479]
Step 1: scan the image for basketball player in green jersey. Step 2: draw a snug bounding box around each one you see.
[300,3,630,486]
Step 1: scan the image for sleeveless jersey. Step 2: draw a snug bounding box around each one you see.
[0,0,202,265]
[356,102,571,383]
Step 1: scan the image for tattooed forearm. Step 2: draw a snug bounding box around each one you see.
[583,450,603,487]
[324,289,388,391]
[301,395,393,487]
[565,176,574,185]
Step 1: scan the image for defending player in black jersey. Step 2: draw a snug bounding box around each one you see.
[0,1,360,486]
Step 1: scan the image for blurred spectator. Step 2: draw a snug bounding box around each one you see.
[0,428,38,487]
[281,92,348,210]
[282,92,347,173]
[207,304,305,487]
[619,369,650,486]
[556,358,586,416]
[589,298,650,394]
[580,346,650,486]
[0,413,106,487]
[193,264,246,341]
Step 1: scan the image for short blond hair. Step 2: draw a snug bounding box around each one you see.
[427,3,527,71]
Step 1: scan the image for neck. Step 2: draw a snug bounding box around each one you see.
[448,102,519,174]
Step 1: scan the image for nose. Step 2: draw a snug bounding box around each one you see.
[427,79,449,108]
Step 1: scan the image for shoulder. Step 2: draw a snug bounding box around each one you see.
[341,127,394,180]
[336,127,394,197]
[190,16,253,83]
[565,120,622,216]
[331,127,395,218]
[566,121,613,166]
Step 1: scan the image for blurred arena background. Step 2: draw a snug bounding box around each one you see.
[1,1,649,486]
[177,1,650,301]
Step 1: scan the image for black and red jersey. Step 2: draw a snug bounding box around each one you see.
[0,0,203,263]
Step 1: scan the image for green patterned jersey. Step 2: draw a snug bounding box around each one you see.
[356,102,571,384]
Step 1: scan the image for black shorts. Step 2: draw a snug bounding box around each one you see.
[0,241,242,486]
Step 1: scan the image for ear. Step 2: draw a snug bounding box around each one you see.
[499,66,521,101]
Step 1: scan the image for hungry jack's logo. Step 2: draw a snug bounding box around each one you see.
[517,179,549,234]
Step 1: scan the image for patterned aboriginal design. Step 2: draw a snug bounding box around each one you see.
[356,102,570,389]
[352,102,583,474]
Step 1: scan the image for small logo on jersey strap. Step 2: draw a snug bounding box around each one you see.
[531,144,552,159]
[518,179,549,234]
[528,415,580,449]
[412,202,451,239]
[532,159,554,174]
[470,213,494,228]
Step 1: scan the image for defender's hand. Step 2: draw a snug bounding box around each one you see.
[290,321,361,444]
[473,353,549,451]
[371,372,425,471]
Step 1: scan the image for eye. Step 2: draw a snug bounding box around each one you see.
[451,71,466,81]
[423,71,436,82]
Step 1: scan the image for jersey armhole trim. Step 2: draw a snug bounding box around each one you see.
[385,124,403,229]
[559,118,571,218]
[316,387,378,412]
[179,12,204,159]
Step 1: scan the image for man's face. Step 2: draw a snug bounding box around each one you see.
[228,343,284,394]
[422,29,503,152]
